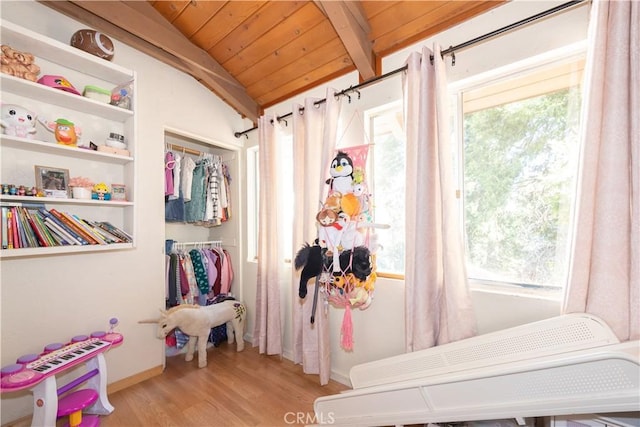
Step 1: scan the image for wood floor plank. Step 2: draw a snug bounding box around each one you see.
[100,340,349,426]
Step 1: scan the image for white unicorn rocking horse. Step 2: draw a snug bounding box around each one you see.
[139,299,246,368]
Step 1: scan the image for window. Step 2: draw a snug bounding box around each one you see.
[366,49,585,295]
[246,146,259,261]
[246,132,294,263]
[367,102,406,276]
[457,55,584,293]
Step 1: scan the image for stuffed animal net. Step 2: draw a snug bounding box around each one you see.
[295,145,384,351]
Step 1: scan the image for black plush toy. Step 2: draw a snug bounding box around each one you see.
[294,241,372,298]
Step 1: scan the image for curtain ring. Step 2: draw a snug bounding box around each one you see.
[451,51,456,66]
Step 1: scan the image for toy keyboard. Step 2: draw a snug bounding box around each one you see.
[0,332,123,392]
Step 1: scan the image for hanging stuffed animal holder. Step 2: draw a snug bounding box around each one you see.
[297,134,387,351]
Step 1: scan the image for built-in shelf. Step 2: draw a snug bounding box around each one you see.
[0,19,136,258]
[0,195,133,207]
[0,135,133,164]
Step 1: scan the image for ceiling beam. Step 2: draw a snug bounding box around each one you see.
[317,0,375,81]
[39,0,259,122]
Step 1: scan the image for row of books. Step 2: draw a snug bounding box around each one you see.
[1,202,132,249]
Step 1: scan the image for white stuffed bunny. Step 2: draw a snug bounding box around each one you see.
[1,103,37,139]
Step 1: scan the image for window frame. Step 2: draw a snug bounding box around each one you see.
[450,41,587,298]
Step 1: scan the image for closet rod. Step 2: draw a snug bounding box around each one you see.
[233,0,585,139]
[174,240,222,246]
[167,143,203,156]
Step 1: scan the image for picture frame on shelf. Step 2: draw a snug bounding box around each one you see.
[34,165,70,198]
[111,183,126,201]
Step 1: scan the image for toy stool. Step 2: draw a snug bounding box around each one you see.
[57,388,100,427]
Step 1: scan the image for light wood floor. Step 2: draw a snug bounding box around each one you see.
[99,340,349,427]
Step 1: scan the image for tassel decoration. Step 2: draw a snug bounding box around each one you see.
[340,304,354,351]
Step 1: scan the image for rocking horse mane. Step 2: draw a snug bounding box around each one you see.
[165,304,200,315]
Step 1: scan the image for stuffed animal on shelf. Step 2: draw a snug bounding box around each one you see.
[0,44,40,82]
[39,117,82,146]
[1,103,37,139]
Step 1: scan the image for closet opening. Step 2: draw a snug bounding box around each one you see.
[162,127,242,360]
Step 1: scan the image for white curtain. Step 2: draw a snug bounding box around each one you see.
[253,114,283,355]
[292,88,342,384]
[403,45,477,352]
[563,0,639,342]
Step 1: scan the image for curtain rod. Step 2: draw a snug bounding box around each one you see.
[233,0,586,139]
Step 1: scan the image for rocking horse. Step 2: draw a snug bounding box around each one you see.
[139,299,246,368]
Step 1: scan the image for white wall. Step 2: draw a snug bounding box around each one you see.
[250,0,589,384]
[0,1,252,423]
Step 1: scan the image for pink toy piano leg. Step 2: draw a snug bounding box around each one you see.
[84,354,114,415]
[31,376,58,427]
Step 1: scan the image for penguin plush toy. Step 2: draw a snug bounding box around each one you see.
[326,151,354,195]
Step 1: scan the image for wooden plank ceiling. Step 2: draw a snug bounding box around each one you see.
[39,1,503,123]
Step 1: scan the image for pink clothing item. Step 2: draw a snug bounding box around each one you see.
[165,151,175,196]
[203,249,219,295]
[179,256,189,296]
[220,250,234,295]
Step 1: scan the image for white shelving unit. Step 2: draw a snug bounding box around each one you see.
[0,19,136,258]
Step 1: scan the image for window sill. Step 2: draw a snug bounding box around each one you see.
[469,279,564,301]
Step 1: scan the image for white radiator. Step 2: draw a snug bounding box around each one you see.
[314,314,640,426]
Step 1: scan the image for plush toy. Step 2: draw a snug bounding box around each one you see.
[138,299,246,368]
[0,44,40,81]
[323,192,342,212]
[1,103,37,139]
[294,242,372,299]
[39,117,82,146]
[326,151,354,195]
[70,29,114,61]
[316,208,338,227]
[340,192,361,217]
[92,182,111,200]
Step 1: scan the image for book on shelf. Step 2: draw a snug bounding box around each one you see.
[7,208,14,249]
[1,207,7,249]
[23,207,48,247]
[1,205,132,250]
[31,210,67,246]
[38,208,89,245]
[50,209,104,245]
[82,219,124,244]
[42,216,80,245]
[97,221,133,243]
[12,207,29,248]
[69,214,110,245]
[29,209,58,246]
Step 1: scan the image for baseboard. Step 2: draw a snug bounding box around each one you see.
[1,366,164,427]
[107,365,164,394]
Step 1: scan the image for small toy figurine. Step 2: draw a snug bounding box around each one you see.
[39,117,82,147]
[1,103,37,139]
[92,182,111,200]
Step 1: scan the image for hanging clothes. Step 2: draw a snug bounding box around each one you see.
[164,151,175,197]
[165,149,232,226]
